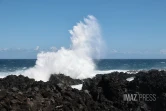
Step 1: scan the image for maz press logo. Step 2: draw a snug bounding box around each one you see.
[123,94,156,101]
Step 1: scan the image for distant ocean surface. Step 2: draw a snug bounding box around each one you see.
[0,59,166,77]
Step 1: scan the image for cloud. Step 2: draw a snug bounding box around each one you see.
[0,48,9,52]
[0,48,29,52]
[17,48,21,50]
[34,46,40,51]
[0,47,56,52]
[110,49,118,53]
[50,46,57,51]
[109,49,153,55]
[160,49,166,54]
[124,51,143,54]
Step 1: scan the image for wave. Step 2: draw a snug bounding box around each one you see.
[95,70,129,73]
[0,69,137,79]
[0,70,25,78]
[95,70,139,74]
[22,15,104,82]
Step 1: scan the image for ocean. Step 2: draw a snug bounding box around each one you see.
[0,59,166,78]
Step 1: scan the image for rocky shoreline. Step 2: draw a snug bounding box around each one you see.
[0,70,166,111]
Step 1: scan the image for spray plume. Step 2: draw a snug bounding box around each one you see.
[23,15,103,82]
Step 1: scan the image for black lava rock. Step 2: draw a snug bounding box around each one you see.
[0,70,166,110]
[49,74,82,85]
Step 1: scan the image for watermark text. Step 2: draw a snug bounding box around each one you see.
[123,94,156,101]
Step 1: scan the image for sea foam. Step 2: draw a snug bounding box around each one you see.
[23,15,104,82]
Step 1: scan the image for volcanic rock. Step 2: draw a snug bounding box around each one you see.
[0,70,165,110]
[49,74,82,85]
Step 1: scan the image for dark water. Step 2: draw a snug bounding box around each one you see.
[0,59,36,72]
[95,59,166,70]
[0,59,166,76]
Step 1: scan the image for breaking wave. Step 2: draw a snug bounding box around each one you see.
[23,15,104,81]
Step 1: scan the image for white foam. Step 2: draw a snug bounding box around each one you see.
[0,75,5,78]
[0,70,25,78]
[95,70,129,74]
[23,15,104,82]
[22,67,27,70]
[126,77,135,81]
[71,84,83,90]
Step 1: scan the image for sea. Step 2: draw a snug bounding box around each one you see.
[0,59,166,78]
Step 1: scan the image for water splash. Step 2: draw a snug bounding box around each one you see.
[23,15,103,82]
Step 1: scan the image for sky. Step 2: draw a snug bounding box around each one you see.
[0,0,166,59]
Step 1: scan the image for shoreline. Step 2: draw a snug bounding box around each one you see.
[0,69,166,110]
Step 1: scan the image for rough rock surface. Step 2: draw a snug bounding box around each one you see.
[0,70,165,111]
[49,74,82,85]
